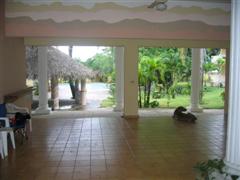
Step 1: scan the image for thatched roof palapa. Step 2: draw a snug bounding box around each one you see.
[26,46,95,80]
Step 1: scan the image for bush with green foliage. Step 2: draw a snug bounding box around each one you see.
[33,81,39,95]
[149,100,159,108]
[221,91,225,101]
[108,83,116,100]
[174,82,191,95]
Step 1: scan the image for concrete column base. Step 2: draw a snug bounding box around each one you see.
[224,161,240,177]
[34,107,51,115]
[114,106,123,112]
[189,106,203,113]
[122,114,139,119]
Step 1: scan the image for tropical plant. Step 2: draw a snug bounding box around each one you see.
[216,58,226,74]
[203,48,222,84]
[33,81,39,96]
[194,159,239,180]
[138,56,160,107]
[138,48,192,108]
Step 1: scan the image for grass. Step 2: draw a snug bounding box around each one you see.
[201,87,224,109]
[158,95,190,108]
[101,86,225,109]
[101,97,115,108]
[157,86,224,109]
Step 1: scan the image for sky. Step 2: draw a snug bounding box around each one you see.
[56,46,105,61]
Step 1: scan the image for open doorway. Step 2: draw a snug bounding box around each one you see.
[26,46,117,111]
[138,47,226,110]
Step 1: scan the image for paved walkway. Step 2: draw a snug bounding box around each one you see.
[33,83,110,110]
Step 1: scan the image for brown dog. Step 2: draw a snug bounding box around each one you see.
[172,106,197,122]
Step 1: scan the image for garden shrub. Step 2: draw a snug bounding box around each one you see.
[175,82,191,95]
[33,81,39,95]
[108,83,116,98]
[150,101,160,108]
[152,91,162,99]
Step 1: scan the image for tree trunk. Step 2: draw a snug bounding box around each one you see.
[144,84,147,106]
[138,81,142,108]
[69,79,75,99]
[146,80,152,107]
[68,46,75,99]
[200,61,204,103]
[51,75,59,110]
[75,79,80,104]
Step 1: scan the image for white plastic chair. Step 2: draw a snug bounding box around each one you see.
[0,127,15,158]
[0,117,15,158]
[0,135,4,159]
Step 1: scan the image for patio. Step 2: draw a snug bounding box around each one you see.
[0,110,225,180]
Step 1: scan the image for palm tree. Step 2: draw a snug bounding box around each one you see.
[138,56,159,107]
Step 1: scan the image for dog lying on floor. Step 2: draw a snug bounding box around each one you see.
[172,106,197,123]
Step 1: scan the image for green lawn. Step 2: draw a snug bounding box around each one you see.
[158,95,190,108]
[201,87,224,109]
[101,87,224,109]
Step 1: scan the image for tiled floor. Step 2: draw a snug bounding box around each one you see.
[0,110,225,180]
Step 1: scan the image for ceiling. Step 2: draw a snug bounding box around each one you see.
[8,0,231,3]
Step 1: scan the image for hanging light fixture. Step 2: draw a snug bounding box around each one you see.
[156,3,167,11]
[148,0,168,11]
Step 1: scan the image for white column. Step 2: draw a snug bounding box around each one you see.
[34,47,50,115]
[224,49,230,120]
[123,44,138,118]
[190,48,203,112]
[79,79,87,107]
[114,47,124,112]
[225,0,240,176]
